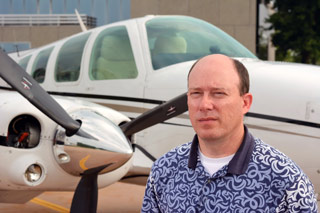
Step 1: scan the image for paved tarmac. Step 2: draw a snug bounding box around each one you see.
[0,182,145,212]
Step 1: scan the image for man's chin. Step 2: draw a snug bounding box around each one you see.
[197,132,223,142]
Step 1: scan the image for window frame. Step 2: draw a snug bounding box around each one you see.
[88,25,138,81]
[31,46,54,83]
[54,32,91,83]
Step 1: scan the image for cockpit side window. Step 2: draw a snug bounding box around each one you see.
[146,16,257,70]
[18,55,31,71]
[31,47,54,83]
[89,26,138,80]
[55,32,91,82]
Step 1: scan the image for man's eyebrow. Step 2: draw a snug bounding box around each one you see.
[188,87,227,91]
[211,87,227,90]
[188,87,200,90]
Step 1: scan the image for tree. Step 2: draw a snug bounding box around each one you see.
[266,0,320,64]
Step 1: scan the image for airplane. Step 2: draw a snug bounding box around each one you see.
[0,14,320,211]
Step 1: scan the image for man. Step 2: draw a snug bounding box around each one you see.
[141,54,318,212]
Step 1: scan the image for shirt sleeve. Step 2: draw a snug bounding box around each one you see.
[141,172,161,213]
[277,172,318,212]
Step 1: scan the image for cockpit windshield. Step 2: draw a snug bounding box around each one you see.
[146,16,257,70]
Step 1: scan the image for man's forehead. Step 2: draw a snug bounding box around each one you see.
[194,55,234,71]
[188,55,240,90]
[189,59,237,81]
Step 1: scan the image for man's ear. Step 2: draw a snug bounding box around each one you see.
[242,93,253,114]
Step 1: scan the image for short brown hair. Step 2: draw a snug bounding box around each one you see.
[232,59,250,95]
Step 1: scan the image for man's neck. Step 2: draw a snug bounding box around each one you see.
[198,126,244,158]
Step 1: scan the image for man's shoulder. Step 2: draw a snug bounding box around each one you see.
[253,138,295,162]
[252,138,306,179]
[152,142,192,170]
[252,138,317,212]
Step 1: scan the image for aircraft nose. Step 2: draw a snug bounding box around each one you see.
[53,109,133,176]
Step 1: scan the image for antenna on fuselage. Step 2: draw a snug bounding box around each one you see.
[75,9,88,32]
[15,44,20,57]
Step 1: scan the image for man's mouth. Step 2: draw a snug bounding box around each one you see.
[198,117,218,122]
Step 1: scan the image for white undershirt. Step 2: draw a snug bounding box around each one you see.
[198,148,235,176]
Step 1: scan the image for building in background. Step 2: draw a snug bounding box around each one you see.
[0,0,130,52]
[0,0,257,55]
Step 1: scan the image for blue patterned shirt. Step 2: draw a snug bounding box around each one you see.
[141,127,318,212]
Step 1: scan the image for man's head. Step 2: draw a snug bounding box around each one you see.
[187,54,252,146]
[188,56,250,95]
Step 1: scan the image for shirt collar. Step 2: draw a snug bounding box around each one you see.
[188,126,255,175]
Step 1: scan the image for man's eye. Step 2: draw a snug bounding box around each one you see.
[189,92,201,96]
[213,92,226,97]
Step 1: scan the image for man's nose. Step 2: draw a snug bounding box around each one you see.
[199,94,213,111]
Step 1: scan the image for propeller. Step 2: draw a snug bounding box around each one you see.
[0,49,188,212]
[70,164,111,213]
[120,92,187,136]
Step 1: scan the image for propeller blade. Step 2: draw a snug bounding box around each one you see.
[0,49,80,136]
[70,164,111,213]
[120,92,188,136]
